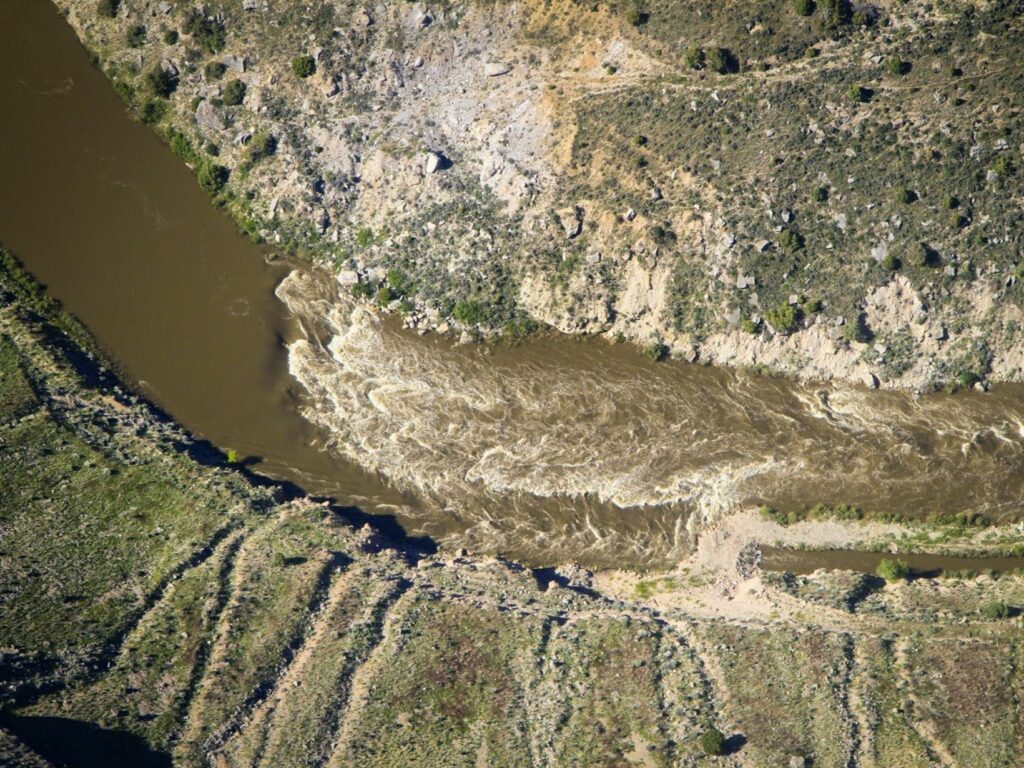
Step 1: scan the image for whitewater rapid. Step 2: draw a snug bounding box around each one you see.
[277,268,1024,567]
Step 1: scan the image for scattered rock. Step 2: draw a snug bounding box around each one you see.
[222,55,246,73]
[337,269,360,286]
[484,62,511,77]
[726,308,742,325]
[863,372,879,389]
[194,100,225,131]
[557,206,583,239]
[624,208,637,222]
[781,209,794,223]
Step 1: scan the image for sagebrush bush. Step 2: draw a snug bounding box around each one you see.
[145,66,177,98]
[205,61,227,80]
[222,79,246,106]
[291,55,316,78]
[96,0,119,18]
[876,558,910,581]
[794,0,815,17]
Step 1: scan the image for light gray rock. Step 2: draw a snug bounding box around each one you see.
[222,55,246,73]
[781,209,793,223]
[725,308,742,326]
[194,100,225,131]
[558,206,583,239]
[337,269,360,285]
[484,62,511,76]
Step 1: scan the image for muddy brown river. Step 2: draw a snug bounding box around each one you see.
[3,0,1024,570]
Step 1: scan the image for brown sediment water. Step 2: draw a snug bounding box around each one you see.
[3,1,1024,570]
[761,546,1024,577]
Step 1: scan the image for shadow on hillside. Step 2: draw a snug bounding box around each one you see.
[0,713,170,768]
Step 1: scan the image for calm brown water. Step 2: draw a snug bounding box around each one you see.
[3,1,1024,570]
[762,546,1024,577]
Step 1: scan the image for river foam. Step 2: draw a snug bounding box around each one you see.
[277,268,1024,567]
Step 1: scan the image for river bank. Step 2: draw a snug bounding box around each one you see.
[3,242,1024,767]
[49,0,1024,393]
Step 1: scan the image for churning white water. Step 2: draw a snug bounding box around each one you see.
[277,268,1024,568]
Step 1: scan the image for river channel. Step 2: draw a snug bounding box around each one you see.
[3,0,1024,570]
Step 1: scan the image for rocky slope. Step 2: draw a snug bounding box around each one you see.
[53,0,1024,390]
[2,246,1024,766]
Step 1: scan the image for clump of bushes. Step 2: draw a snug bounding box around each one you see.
[765,302,800,334]
[848,84,869,103]
[876,557,910,582]
[794,0,816,16]
[760,503,863,526]
[981,601,1013,620]
[881,253,900,271]
[163,29,179,45]
[779,228,805,251]
[205,61,227,80]
[645,341,669,361]
[291,55,316,78]
[222,79,246,106]
[684,46,705,70]
[700,728,725,756]
[185,12,226,54]
[96,0,119,18]
[246,132,277,162]
[624,4,647,26]
[887,57,909,76]
[196,158,229,194]
[126,24,146,48]
[706,47,739,75]
[813,186,829,202]
[145,66,177,98]
[140,99,166,124]
[453,300,487,326]
[893,188,916,205]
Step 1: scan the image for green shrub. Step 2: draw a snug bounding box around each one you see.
[140,99,167,124]
[876,558,910,582]
[881,253,901,271]
[887,57,909,76]
[645,341,668,361]
[163,30,178,45]
[453,300,487,326]
[765,303,800,334]
[684,46,705,70]
[145,66,177,98]
[779,228,805,251]
[222,79,246,106]
[813,186,829,202]
[848,84,868,103]
[291,55,316,78]
[794,0,816,16]
[820,0,852,27]
[981,601,1012,620]
[247,132,277,162]
[740,317,760,334]
[196,159,229,193]
[205,61,227,80]
[700,728,725,756]
[706,47,739,75]
[992,155,1015,177]
[168,130,198,164]
[96,0,119,19]
[893,188,915,205]
[945,195,960,210]
[354,228,373,247]
[185,12,226,54]
[908,242,938,268]
[624,5,646,26]
[126,24,146,48]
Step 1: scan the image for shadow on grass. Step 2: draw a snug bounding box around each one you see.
[0,713,170,768]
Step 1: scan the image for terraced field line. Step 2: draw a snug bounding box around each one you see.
[324,579,417,768]
[893,639,956,768]
[215,567,356,765]
[848,637,877,768]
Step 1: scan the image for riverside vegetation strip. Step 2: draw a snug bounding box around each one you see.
[55,0,1024,390]
[3,248,1024,766]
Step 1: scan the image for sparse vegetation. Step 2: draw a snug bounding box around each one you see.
[876,558,910,582]
[291,55,316,78]
[222,79,246,106]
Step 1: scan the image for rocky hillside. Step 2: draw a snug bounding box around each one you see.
[2,246,1024,766]
[52,0,1024,390]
